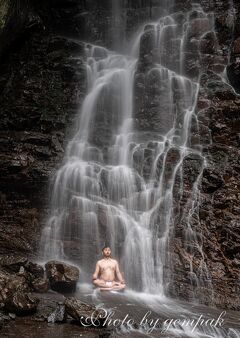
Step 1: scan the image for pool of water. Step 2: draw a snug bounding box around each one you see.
[1,284,239,338]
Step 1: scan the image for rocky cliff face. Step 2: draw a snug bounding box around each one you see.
[0,0,87,255]
[133,0,240,309]
[0,0,239,310]
[182,0,240,309]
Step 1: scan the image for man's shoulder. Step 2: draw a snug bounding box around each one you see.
[97,259,104,263]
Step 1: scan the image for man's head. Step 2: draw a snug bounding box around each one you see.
[102,246,111,258]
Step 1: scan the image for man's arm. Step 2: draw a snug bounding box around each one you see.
[115,261,125,284]
[92,261,100,280]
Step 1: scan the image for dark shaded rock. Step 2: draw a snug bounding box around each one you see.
[233,36,240,54]
[47,302,66,323]
[202,168,224,193]
[31,278,49,293]
[0,256,45,293]
[138,28,155,68]
[25,261,44,279]
[0,270,29,301]
[227,61,240,94]
[4,292,39,315]
[0,267,40,315]
[0,25,86,255]
[0,255,28,273]
[169,37,240,309]
[45,261,79,293]
[65,297,106,326]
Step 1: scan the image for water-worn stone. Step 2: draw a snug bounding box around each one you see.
[31,278,49,293]
[25,261,44,279]
[4,292,39,315]
[0,255,28,273]
[45,261,79,293]
[47,302,66,323]
[65,297,106,326]
[0,269,29,305]
[0,267,40,314]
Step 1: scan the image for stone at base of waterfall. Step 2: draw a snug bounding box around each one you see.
[4,292,39,315]
[31,277,49,293]
[65,297,106,326]
[47,302,67,323]
[0,255,44,278]
[45,261,79,293]
[25,261,44,279]
[0,255,28,273]
[0,267,40,315]
[0,269,29,307]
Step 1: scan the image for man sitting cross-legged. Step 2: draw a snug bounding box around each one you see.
[92,246,126,291]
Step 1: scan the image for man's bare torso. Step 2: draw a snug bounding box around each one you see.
[97,258,117,281]
[93,249,126,291]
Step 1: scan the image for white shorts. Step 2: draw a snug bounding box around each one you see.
[105,281,113,287]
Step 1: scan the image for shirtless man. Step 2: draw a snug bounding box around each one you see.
[92,246,126,291]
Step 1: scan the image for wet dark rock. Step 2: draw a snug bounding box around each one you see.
[31,278,49,293]
[227,61,240,94]
[4,292,39,315]
[0,255,28,273]
[0,267,40,315]
[202,168,224,193]
[138,28,155,68]
[45,261,79,293]
[65,297,106,326]
[47,302,66,323]
[25,261,44,279]
[0,256,45,293]
[0,0,87,258]
[169,40,240,309]
[233,36,240,54]
[0,309,11,328]
[189,18,212,38]
[0,269,29,299]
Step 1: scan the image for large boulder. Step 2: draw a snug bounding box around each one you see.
[45,261,79,293]
[0,269,29,306]
[0,255,47,294]
[0,267,39,314]
[65,297,106,326]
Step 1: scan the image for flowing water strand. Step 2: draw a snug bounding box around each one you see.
[40,3,231,300]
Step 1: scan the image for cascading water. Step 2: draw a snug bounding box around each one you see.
[40,2,229,301]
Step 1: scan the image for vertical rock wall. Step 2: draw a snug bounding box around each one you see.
[0,0,239,309]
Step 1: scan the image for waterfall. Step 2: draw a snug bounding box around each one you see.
[40,2,228,299]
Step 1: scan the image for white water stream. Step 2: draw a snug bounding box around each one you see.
[40,2,239,337]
